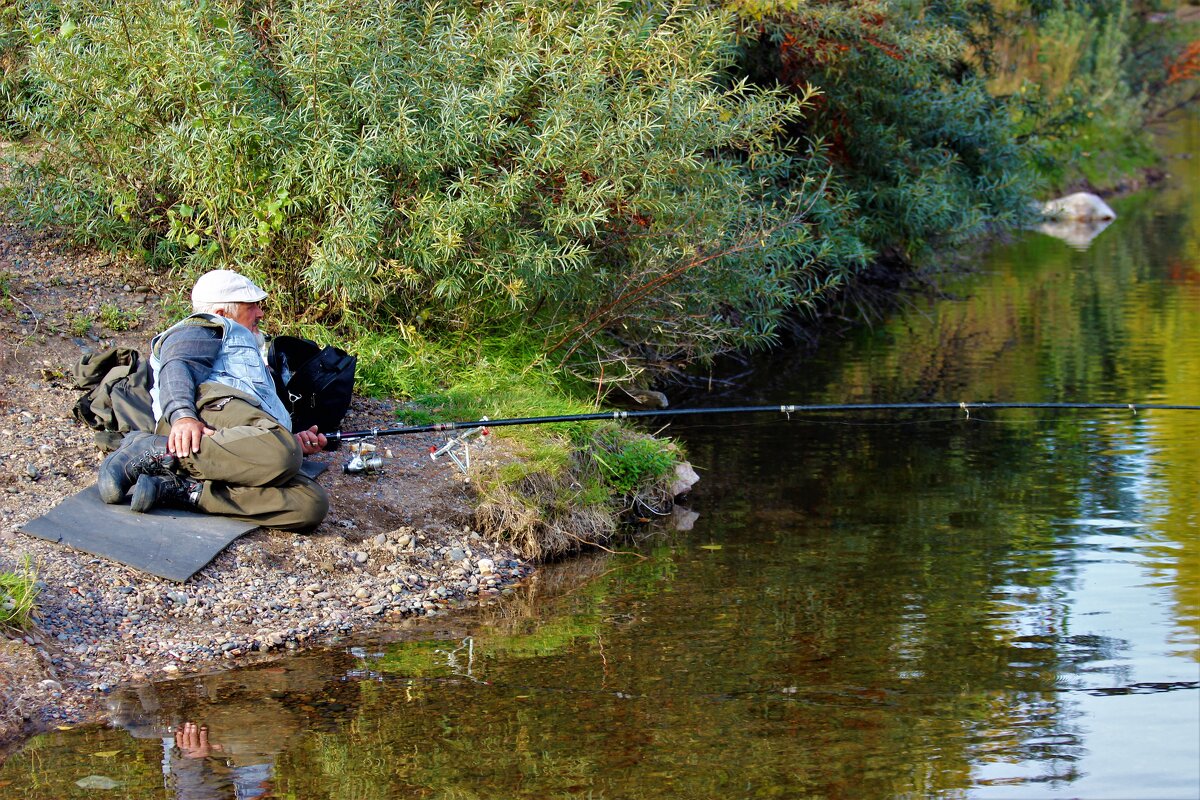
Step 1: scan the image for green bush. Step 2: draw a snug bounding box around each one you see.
[989,0,1160,191]
[729,0,1039,265]
[592,432,678,496]
[2,0,850,380]
[0,271,14,313]
[99,302,142,332]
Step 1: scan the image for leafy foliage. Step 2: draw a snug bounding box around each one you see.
[2,0,1190,392]
[729,0,1038,264]
[591,430,678,496]
[1130,5,1200,123]
[989,0,1165,190]
[1,0,847,379]
[99,302,142,331]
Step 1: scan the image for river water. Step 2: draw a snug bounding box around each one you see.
[3,121,1199,798]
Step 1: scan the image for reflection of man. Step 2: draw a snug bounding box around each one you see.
[108,661,341,800]
[168,721,274,800]
[96,270,328,530]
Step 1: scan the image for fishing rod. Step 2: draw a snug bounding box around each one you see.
[328,400,1200,444]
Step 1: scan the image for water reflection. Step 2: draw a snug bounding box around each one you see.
[1035,217,1115,250]
[101,655,361,798]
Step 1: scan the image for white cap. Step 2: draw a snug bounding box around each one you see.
[191,270,268,305]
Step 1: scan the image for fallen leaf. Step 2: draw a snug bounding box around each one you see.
[76,775,122,790]
[699,544,722,550]
[91,750,121,758]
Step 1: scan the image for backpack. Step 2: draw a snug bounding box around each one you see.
[71,347,157,451]
[267,335,357,434]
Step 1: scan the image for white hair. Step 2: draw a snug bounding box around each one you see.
[193,300,240,316]
[192,300,269,354]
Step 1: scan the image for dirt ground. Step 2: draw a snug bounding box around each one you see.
[0,220,537,751]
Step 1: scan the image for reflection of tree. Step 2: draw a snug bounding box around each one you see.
[252,496,1100,799]
[0,725,167,798]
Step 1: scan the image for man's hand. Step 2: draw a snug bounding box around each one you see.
[174,722,222,759]
[169,417,215,456]
[296,425,327,456]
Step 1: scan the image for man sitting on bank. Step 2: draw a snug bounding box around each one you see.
[97,269,329,531]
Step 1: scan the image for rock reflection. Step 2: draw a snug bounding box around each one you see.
[1034,217,1114,249]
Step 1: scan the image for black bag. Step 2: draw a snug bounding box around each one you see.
[267,335,356,434]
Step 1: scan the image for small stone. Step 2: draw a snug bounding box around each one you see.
[354,551,368,564]
[163,663,180,673]
[447,548,467,563]
[354,588,369,599]
[373,533,387,547]
[476,558,495,576]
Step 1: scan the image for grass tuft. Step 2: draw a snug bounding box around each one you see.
[99,302,143,332]
[0,560,39,632]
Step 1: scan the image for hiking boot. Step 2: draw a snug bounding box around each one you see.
[97,433,176,504]
[130,473,203,514]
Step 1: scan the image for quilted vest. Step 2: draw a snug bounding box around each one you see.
[150,313,292,429]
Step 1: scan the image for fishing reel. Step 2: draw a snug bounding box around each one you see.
[343,440,391,474]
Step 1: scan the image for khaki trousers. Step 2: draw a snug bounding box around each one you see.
[155,386,328,531]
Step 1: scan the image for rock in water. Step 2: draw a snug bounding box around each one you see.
[671,462,700,498]
[1039,192,1116,221]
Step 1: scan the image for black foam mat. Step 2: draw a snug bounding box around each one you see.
[20,485,257,582]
